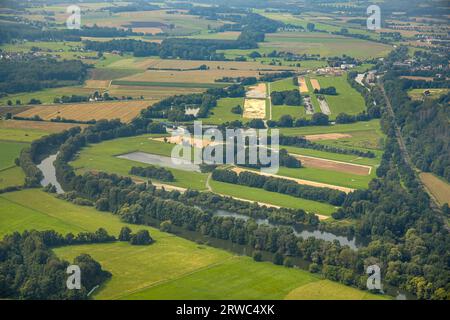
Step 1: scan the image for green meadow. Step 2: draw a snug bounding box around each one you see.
[209,180,337,215]
[205,97,244,124]
[0,189,384,300]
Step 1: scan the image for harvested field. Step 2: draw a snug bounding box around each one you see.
[232,167,355,193]
[0,119,87,132]
[243,99,266,119]
[295,155,371,176]
[109,58,295,72]
[131,27,163,34]
[84,80,110,89]
[118,69,264,84]
[310,79,321,90]
[304,133,353,141]
[299,77,309,93]
[419,173,450,206]
[400,76,435,81]
[246,83,267,99]
[108,85,205,100]
[15,100,157,123]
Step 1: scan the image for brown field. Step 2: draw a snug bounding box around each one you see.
[232,167,355,193]
[400,76,434,81]
[299,77,309,93]
[119,69,267,84]
[419,172,450,206]
[0,119,87,132]
[304,133,352,141]
[246,83,267,99]
[295,155,371,176]
[15,100,157,123]
[108,58,295,72]
[310,79,321,90]
[84,80,110,89]
[243,99,266,119]
[108,85,205,100]
[131,27,163,34]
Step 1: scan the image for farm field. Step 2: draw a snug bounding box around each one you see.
[70,134,209,191]
[408,88,450,100]
[419,173,450,206]
[108,57,295,72]
[222,32,392,59]
[276,166,373,190]
[277,119,382,136]
[70,134,341,212]
[205,97,244,124]
[14,100,157,123]
[0,189,381,300]
[312,75,366,116]
[116,69,258,85]
[0,120,84,139]
[0,140,28,170]
[269,78,309,120]
[0,166,25,190]
[121,257,384,300]
[243,99,266,119]
[209,180,337,215]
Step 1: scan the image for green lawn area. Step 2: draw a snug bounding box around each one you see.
[283,146,380,167]
[0,189,384,300]
[209,180,337,215]
[269,78,307,120]
[205,97,244,124]
[277,119,381,136]
[71,134,209,191]
[408,88,449,100]
[285,279,387,300]
[312,74,366,117]
[0,140,28,170]
[277,166,374,190]
[0,166,25,189]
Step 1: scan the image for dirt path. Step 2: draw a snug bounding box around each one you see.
[231,167,355,193]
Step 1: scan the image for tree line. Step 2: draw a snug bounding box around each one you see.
[211,169,346,206]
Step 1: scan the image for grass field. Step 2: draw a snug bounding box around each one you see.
[312,74,366,117]
[205,97,244,124]
[0,189,383,300]
[419,173,450,206]
[222,32,392,59]
[0,120,83,140]
[269,78,308,120]
[209,180,337,215]
[70,134,209,191]
[111,80,228,89]
[0,140,28,170]
[408,88,450,100]
[276,166,373,190]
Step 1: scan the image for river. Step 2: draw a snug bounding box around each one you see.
[37,153,64,194]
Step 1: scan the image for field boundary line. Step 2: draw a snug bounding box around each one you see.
[231,167,355,193]
[0,192,90,232]
[112,256,236,300]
